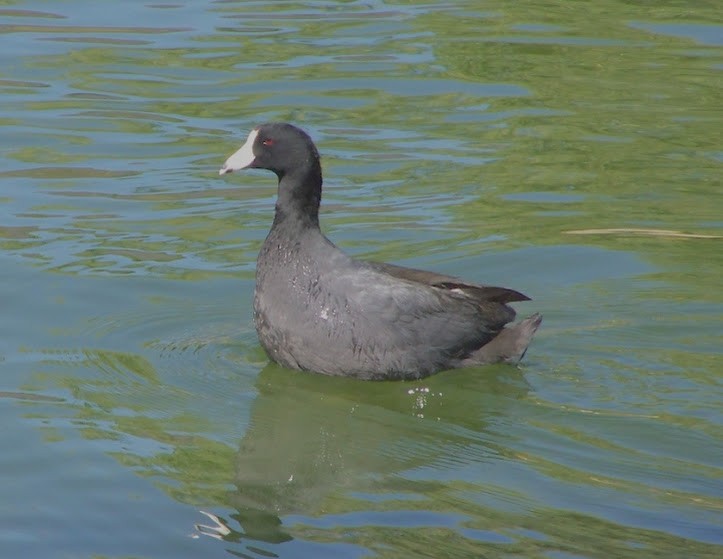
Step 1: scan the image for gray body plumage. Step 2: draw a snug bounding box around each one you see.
[220,123,541,380]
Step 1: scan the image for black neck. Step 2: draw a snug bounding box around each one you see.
[272,161,322,230]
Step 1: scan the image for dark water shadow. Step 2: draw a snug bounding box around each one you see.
[203,362,531,549]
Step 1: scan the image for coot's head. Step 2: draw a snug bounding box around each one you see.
[219,123,320,180]
[219,123,323,225]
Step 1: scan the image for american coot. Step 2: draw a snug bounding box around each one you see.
[220,123,541,380]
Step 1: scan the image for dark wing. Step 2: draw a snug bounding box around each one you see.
[364,260,531,304]
[335,261,519,376]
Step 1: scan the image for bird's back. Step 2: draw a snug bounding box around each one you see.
[253,231,518,379]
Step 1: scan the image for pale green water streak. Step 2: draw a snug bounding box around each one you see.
[0,1,721,558]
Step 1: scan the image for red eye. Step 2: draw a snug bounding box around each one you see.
[262,138,273,146]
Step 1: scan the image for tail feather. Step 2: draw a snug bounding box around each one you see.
[466,313,542,366]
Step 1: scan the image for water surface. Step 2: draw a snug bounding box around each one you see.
[1,1,721,558]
